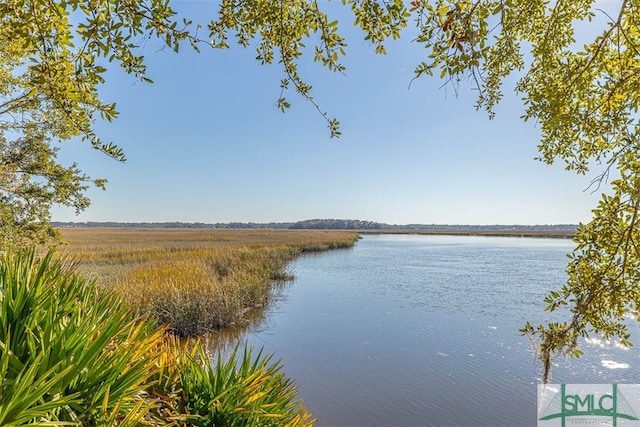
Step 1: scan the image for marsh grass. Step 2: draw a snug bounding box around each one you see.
[58,229,359,336]
[115,249,279,336]
[0,230,353,423]
[0,248,316,425]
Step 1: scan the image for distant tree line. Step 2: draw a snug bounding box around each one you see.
[288,219,385,229]
[53,220,578,232]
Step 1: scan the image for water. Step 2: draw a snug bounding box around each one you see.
[223,234,640,426]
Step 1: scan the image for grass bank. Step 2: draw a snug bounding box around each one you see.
[57,228,359,336]
[0,248,315,425]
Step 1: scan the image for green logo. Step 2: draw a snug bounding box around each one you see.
[538,384,640,426]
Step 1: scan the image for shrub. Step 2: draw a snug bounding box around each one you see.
[0,248,164,425]
[154,339,315,427]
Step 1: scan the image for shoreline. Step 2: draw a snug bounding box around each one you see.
[356,229,575,239]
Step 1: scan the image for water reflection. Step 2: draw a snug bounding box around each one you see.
[201,279,293,356]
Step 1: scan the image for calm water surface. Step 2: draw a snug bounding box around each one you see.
[229,235,640,426]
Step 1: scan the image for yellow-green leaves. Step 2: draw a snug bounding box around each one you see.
[209,0,408,137]
[0,0,191,244]
[1,0,413,242]
[349,0,410,54]
[413,1,640,381]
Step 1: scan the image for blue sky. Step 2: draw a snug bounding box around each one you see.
[53,1,608,225]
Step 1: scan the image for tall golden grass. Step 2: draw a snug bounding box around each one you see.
[0,248,317,425]
[57,228,359,336]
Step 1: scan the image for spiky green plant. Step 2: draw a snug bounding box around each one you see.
[0,248,165,425]
[160,341,315,427]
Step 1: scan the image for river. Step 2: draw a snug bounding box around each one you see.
[225,234,640,426]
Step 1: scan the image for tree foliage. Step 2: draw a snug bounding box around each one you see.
[0,0,408,245]
[407,0,640,381]
[197,0,409,135]
[4,0,640,383]
[0,0,193,244]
